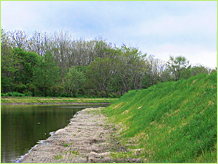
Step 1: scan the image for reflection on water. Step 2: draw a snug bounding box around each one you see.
[1,104,107,163]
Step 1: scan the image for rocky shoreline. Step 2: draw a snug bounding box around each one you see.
[21,107,116,163]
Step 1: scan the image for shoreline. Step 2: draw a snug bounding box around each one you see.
[1,97,118,105]
[20,107,116,163]
[1,102,112,106]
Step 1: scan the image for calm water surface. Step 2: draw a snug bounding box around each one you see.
[1,104,107,163]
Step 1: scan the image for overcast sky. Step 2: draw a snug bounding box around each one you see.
[1,1,217,68]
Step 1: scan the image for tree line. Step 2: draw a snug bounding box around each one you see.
[1,29,216,97]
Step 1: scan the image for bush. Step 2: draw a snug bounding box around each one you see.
[1,93,8,97]
[2,92,25,97]
[34,90,44,97]
[60,92,71,97]
[23,90,32,96]
[108,93,120,98]
[14,83,27,93]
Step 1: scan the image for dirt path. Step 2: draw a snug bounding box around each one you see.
[21,107,116,163]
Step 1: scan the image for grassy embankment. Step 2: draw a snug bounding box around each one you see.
[103,73,217,163]
[1,97,118,104]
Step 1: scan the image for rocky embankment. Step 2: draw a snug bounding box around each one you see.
[21,108,115,163]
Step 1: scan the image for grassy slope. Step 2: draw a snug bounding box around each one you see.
[103,73,217,163]
[1,97,118,104]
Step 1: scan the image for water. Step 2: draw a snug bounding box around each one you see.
[1,104,107,163]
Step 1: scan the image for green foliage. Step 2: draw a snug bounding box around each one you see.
[1,28,213,98]
[64,66,86,97]
[33,52,60,96]
[62,142,69,147]
[86,57,116,97]
[168,56,191,81]
[54,155,63,160]
[103,73,217,162]
[13,48,41,85]
[14,83,27,93]
[1,92,25,97]
[191,65,210,76]
[1,46,20,93]
[71,150,79,155]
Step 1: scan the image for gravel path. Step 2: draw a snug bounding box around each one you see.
[21,107,115,163]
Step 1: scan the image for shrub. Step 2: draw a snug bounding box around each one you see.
[23,90,32,96]
[14,83,27,93]
[4,92,25,97]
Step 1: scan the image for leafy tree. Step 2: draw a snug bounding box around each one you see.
[64,66,86,97]
[86,57,116,97]
[13,48,41,85]
[190,65,210,76]
[1,51,19,93]
[144,55,162,86]
[116,45,146,94]
[167,56,191,81]
[1,30,18,92]
[33,53,60,96]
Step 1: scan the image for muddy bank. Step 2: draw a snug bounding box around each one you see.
[21,107,116,163]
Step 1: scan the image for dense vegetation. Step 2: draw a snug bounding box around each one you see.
[1,29,216,97]
[103,73,217,162]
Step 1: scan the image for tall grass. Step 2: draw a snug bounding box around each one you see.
[103,73,217,162]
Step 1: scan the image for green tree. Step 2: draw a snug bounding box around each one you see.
[13,48,41,85]
[1,44,40,94]
[167,56,190,81]
[64,66,86,97]
[1,51,19,93]
[33,53,60,96]
[1,29,17,92]
[190,65,210,76]
[86,57,116,97]
[116,45,146,94]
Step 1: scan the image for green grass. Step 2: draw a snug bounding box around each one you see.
[1,97,118,104]
[61,142,74,147]
[54,154,63,160]
[103,73,217,163]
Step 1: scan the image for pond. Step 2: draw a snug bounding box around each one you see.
[1,104,108,163]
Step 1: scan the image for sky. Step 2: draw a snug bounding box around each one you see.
[1,1,217,68]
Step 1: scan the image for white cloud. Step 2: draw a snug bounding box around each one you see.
[140,43,217,68]
[1,2,49,33]
[137,8,216,37]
